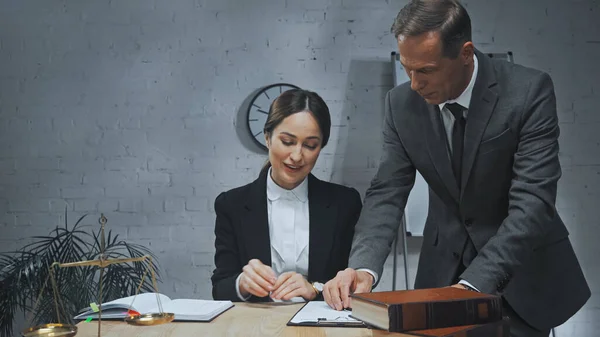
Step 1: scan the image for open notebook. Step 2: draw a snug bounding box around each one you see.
[74,293,234,322]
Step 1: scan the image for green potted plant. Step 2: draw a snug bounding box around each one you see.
[0,209,160,337]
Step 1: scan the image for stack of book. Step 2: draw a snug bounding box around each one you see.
[350,287,508,337]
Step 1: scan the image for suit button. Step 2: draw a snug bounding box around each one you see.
[464,218,473,226]
[452,252,460,259]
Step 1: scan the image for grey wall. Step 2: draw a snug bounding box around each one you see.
[0,0,598,335]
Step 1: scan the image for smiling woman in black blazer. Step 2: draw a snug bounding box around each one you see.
[211,89,362,302]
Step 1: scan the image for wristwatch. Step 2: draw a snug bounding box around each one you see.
[311,282,324,295]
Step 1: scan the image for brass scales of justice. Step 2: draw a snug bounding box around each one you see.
[22,214,175,337]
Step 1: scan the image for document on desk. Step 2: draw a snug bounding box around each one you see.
[287,301,366,327]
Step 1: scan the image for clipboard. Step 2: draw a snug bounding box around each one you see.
[286,301,367,328]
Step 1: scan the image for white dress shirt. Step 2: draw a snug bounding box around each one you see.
[437,53,479,148]
[236,168,310,300]
[363,55,480,291]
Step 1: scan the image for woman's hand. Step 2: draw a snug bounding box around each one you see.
[271,272,317,301]
[239,259,277,298]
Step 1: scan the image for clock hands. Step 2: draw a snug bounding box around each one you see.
[244,83,300,151]
[252,103,269,115]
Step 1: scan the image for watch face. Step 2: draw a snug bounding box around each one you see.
[314,282,324,292]
[246,83,300,151]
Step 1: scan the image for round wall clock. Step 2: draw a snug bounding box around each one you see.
[245,83,300,151]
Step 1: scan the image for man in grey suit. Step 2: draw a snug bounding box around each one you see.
[322,1,590,336]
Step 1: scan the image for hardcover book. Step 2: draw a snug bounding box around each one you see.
[350,287,503,332]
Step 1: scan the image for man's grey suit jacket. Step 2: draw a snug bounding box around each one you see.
[349,50,590,330]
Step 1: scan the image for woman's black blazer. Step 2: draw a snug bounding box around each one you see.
[211,169,362,302]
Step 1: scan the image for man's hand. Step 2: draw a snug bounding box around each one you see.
[271,272,317,301]
[239,259,277,298]
[323,268,373,310]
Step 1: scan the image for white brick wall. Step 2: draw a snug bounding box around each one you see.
[0,0,598,335]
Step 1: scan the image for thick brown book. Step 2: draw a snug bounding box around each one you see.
[373,318,509,337]
[350,287,503,332]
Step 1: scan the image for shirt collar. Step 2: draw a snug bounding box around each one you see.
[438,54,479,112]
[266,167,308,203]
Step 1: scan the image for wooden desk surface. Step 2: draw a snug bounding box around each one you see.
[75,302,395,337]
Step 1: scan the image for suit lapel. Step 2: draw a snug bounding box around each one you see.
[461,51,499,198]
[423,103,460,203]
[307,174,337,281]
[242,169,272,266]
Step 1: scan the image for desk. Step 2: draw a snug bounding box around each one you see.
[75,302,400,337]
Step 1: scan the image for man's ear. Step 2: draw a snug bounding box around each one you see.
[461,42,474,65]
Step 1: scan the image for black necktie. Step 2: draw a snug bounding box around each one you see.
[446,103,466,189]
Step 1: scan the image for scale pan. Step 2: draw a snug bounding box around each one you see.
[22,323,77,337]
[124,312,175,326]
